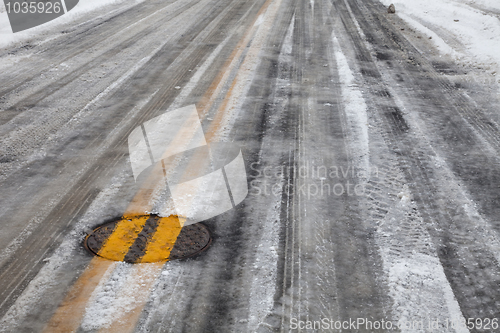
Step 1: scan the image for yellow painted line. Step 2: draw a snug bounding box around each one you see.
[124,110,205,218]
[105,112,199,258]
[140,215,185,263]
[205,0,282,143]
[42,258,115,333]
[171,0,277,205]
[41,110,200,330]
[196,0,274,120]
[97,215,149,261]
[45,0,280,330]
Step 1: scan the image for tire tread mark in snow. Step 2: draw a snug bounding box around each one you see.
[0,0,203,127]
[0,188,100,318]
[339,0,500,321]
[0,0,256,319]
[166,1,300,332]
[0,0,197,104]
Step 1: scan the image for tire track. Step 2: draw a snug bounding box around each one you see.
[0,0,192,101]
[0,0,205,127]
[135,0,299,331]
[337,0,500,324]
[0,0,261,320]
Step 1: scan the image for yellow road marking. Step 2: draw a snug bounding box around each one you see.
[205,0,281,143]
[97,215,149,261]
[45,0,280,330]
[101,108,202,260]
[140,215,185,263]
[196,0,274,123]
[42,258,115,333]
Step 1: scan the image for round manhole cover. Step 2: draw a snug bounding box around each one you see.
[84,215,211,263]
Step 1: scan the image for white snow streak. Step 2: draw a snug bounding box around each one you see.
[331,35,370,180]
[246,12,295,331]
[246,189,281,331]
[81,263,162,330]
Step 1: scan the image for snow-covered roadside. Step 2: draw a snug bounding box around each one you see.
[378,0,500,81]
[0,0,144,50]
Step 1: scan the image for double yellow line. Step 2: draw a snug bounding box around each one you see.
[43,0,281,330]
[93,215,184,263]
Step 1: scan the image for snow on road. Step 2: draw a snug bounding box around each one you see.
[379,0,500,80]
[0,0,144,50]
[1,0,286,330]
[1,0,500,331]
[333,18,467,331]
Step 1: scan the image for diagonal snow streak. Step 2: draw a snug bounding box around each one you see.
[0,88,158,331]
[84,0,285,329]
[0,170,127,331]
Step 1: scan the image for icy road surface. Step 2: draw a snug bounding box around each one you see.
[0,0,500,332]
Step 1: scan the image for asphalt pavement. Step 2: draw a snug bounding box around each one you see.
[0,0,499,332]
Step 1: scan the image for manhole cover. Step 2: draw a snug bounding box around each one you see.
[84,215,211,263]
